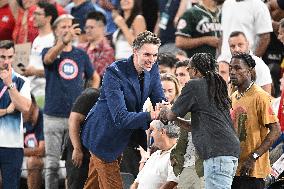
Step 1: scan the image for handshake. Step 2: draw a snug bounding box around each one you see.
[150,100,172,124]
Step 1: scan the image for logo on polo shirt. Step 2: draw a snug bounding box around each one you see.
[58,59,79,80]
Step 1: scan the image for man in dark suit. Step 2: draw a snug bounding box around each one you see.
[81,31,165,189]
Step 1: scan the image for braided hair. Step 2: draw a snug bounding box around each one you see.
[190,53,231,110]
[231,53,256,68]
[231,53,256,81]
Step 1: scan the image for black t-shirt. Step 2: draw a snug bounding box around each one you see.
[277,0,284,10]
[71,88,100,116]
[172,78,240,160]
[64,88,100,159]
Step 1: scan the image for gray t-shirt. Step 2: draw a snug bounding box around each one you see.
[172,78,240,160]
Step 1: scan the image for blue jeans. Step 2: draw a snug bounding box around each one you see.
[0,147,23,189]
[204,156,238,189]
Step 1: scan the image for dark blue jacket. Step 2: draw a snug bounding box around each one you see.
[81,56,165,162]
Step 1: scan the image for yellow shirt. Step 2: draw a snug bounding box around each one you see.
[231,84,278,178]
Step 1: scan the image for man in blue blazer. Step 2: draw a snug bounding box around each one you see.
[81,31,165,189]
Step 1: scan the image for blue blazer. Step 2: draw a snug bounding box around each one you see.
[81,56,165,162]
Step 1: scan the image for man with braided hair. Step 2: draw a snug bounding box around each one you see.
[81,31,165,189]
[230,53,281,189]
[159,52,240,189]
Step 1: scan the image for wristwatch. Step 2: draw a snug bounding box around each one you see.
[7,83,15,90]
[251,152,260,160]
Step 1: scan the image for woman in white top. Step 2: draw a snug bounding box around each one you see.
[112,0,146,60]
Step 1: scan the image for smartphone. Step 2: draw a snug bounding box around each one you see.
[72,18,80,29]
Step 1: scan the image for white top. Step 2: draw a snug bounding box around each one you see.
[113,29,133,60]
[0,71,31,148]
[135,145,179,189]
[29,32,55,96]
[252,54,272,87]
[220,0,273,59]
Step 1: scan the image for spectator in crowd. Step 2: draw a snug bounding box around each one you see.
[0,40,31,189]
[154,0,188,46]
[175,49,188,62]
[42,14,96,189]
[22,1,58,108]
[228,31,273,94]
[46,0,65,15]
[78,11,114,79]
[96,0,118,37]
[267,0,284,22]
[159,53,240,189]
[175,60,190,88]
[160,73,180,104]
[158,52,178,74]
[130,120,179,189]
[9,0,39,44]
[218,59,230,85]
[81,31,165,189]
[8,0,65,44]
[70,0,97,42]
[112,0,146,60]
[142,0,158,32]
[66,87,100,189]
[230,53,280,189]
[278,19,284,78]
[262,0,284,98]
[220,0,272,59]
[274,18,284,159]
[270,72,284,162]
[0,0,15,40]
[175,0,224,58]
[22,94,44,189]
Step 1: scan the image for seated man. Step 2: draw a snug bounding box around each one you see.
[130,120,179,189]
[22,94,44,189]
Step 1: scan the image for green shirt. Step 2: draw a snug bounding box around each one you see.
[176,4,221,58]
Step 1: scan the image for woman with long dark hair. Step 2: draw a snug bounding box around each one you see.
[112,0,146,60]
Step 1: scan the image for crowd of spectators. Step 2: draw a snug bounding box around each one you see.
[0,0,284,188]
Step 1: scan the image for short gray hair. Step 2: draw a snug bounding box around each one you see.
[52,14,74,29]
[132,31,161,50]
[151,120,179,138]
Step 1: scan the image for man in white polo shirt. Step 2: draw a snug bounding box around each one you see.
[130,120,179,189]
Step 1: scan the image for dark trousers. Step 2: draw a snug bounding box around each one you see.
[0,147,23,189]
[231,176,265,189]
[65,138,90,189]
